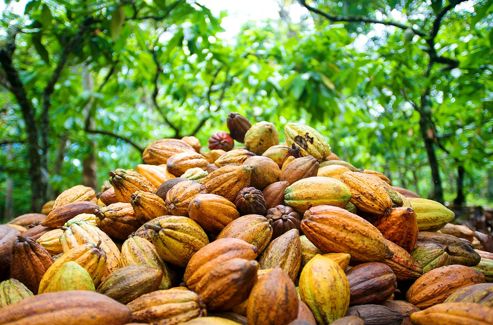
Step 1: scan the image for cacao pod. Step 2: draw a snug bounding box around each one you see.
[262,145,290,168]
[410,302,493,325]
[280,156,319,185]
[39,261,95,293]
[182,135,202,152]
[266,205,301,239]
[155,177,187,201]
[376,207,418,252]
[165,180,206,216]
[346,262,397,305]
[143,139,195,165]
[135,164,175,187]
[300,235,322,266]
[408,197,455,230]
[109,169,156,203]
[189,193,240,233]
[0,278,33,308]
[383,239,422,280]
[227,112,251,143]
[214,148,255,167]
[208,132,234,151]
[201,165,252,201]
[167,151,209,177]
[259,228,301,281]
[0,225,19,280]
[262,181,289,209]
[234,187,267,215]
[96,202,141,240]
[243,156,281,189]
[8,213,46,227]
[284,123,331,162]
[346,305,403,325]
[130,191,167,222]
[43,201,99,228]
[445,283,493,306]
[52,185,96,209]
[245,121,279,155]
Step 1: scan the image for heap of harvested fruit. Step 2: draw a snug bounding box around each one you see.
[0,112,492,325]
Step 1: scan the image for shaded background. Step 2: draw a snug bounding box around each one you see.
[0,0,492,221]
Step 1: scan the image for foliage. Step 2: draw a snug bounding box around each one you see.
[0,0,492,220]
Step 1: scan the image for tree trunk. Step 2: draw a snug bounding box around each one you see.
[418,110,444,203]
[82,67,98,190]
[3,146,14,222]
[487,171,493,201]
[453,164,465,207]
[412,169,420,195]
[52,134,69,197]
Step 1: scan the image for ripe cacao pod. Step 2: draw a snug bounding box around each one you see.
[300,235,322,266]
[8,213,46,227]
[201,165,252,201]
[43,201,99,228]
[445,283,493,306]
[155,177,187,201]
[262,181,289,209]
[189,193,240,233]
[234,187,267,215]
[39,261,95,293]
[227,112,251,143]
[262,145,291,168]
[284,123,331,162]
[130,191,167,221]
[135,163,175,187]
[167,151,209,177]
[301,205,393,261]
[280,156,319,185]
[109,169,156,203]
[214,148,254,167]
[376,207,418,252]
[96,203,141,240]
[266,205,301,239]
[245,121,279,154]
[208,132,234,151]
[346,262,397,305]
[0,278,33,308]
[410,302,493,325]
[143,138,195,165]
[346,305,403,325]
[243,156,281,189]
[52,185,96,209]
[0,225,19,280]
[182,135,202,152]
[383,239,422,280]
[408,197,455,230]
[259,229,301,281]
[165,180,206,216]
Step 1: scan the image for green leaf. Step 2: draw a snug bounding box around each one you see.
[431,0,442,15]
[489,29,493,47]
[110,6,125,40]
[40,4,52,28]
[32,33,50,64]
[472,0,493,26]
[24,0,39,15]
[291,75,305,99]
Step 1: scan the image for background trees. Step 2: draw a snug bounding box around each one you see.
[1,0,492,221]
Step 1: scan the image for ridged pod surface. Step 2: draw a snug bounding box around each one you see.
[284,177,351,213]
[39,243,107,290]
[167,151,209,177]
[96,203,141,240]
[97,265,162,304]
[214,149,255,167]
[52,185,96,209]
[376,207,418,252]
[43,201,99,228]
[201,165,252,201]
[109,169,156,203]
[284,123,331,162]
[130,191,167,221]
[135,163,175,187]
[189,193,240,233]
[121,236,172,290]
[263,181,289,209]
[301,205,393,261]
[0,278,33,308]
[0,290,131,325]
[408,198,455,230]
[383,239,422,280]
[143,139,196,165]
[217,214,273,254]
[339,171,393,215]
[127,287,206,324]
[262,145,290,168]
[138,216,209,267]
[243,156,281,189]
[246,268,298,325]
[299,254,350,324]
[227,112,251,143]
[346,305,403,325]
[10,236,53,293]
[59,221,121,276]
[410,302,493,325]
[0,225,20,280]
[346,262,397,305]
[244,121,279,155]
[445,283,493,306]
[9,213,46,227]
[280,156,319,185]
[39,261,95,293]
[259,229,301,281]
[406,264,485,308]
[165,180,206,216]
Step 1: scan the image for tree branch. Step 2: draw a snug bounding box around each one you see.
[129,0,183,21]
[0,139,25,146]
[298,0,426,37]
[150,36,181,137]
[85,128,144,152]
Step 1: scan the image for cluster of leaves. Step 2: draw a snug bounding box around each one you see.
[0,0,492,218]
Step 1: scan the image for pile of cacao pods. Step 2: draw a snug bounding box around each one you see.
[1,112,492,325]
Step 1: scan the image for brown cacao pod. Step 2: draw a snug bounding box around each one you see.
[201,165,252,201]
[331,316,365,325]
[217,214,273,254]
[262,145,290,168]
[167,151,209,177]
[234,187,267,215]
[340,171,393,215]
[227,112,251,143]
[165,180,206,216]
[266,205,301,239]
[410,302,493,325]
[301,205,393,261]
[280,156,319,185]
[127,287,207,324]
[383,239,422,280]
[52,185,96,209]
[0,290,131,325]
[130,191,167,222]
[299,254,350,324]
[99,186,119,205]
[10,236,53,293]
[445,283,493,306]
[182,135,202,152]
[243,156,281,189]
[406,264,485,308]
[208,132,234,151]
[382,300,419,325]
[346,305,403,325]
[189,193,240,233]
[155,177,187,201]
[97,265,162,304]
[214,148,255,167]
[262,181,289,209]
[0,278,33,308]
[245,121,279,155]
[376,207,418,252]
[96,203,141,241]
[284,177,352,213]
[391,186,420,198]
[143,139,195,165]
[135,164,175,187]
[247,268,298,325]
[0,225,19,280]
[183,316,242,324]
[43,201,99,228]
[293,300,317,325]
[22,224,50,240]
[346,262,397,305]
[109,169,156,203]
[439,223,475,242]
[184,238,258,287]
[8,213,46,227]
[259,229,301,281]
[138,216,209,267]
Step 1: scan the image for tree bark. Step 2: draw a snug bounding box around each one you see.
[487,171,493,201]
[453,164,465,206]
[52,134,69,197]
[81,68,98,190]
[3,145,14,222]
